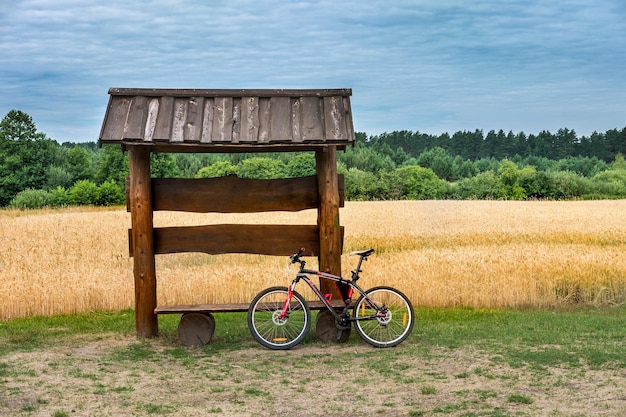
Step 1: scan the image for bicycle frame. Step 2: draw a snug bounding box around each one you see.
[278,262,385,323]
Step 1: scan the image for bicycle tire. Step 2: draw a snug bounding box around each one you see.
[247,286,311,350]
[353,286,414,348]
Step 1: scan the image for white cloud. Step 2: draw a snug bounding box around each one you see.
[1,0,625,141]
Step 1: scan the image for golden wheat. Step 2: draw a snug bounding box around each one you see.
[1,201,625,320]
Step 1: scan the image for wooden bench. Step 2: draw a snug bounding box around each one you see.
[156,301,352,346]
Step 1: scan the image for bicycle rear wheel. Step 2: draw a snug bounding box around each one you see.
[247,286,311,350]
[353,286,414,348]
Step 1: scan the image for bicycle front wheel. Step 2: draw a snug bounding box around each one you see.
[247,286,311,350]
[353,286,414,348]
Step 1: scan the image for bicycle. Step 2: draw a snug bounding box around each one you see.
[247,248,415,350]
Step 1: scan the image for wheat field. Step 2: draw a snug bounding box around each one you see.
[1,200,625,320]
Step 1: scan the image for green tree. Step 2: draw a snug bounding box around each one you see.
[339,141,395,173]
[94,145,128,185]
[498,160,526,200]
[66,146,94,181]
[175,153,216,177]
[452,171,502,199]
[9,189,54,209]
[344,168,379,200]
[69,180,100,205]
[417,147,456,181]
[0,110,56,206]
[237,157,286,179]
[96,180,125,206]
[151,153,181,178]
[613,153,626,170]
[591,170,626,198]
[45,165,73,190]
[395,166,448,199]
[285,153,316,177]
[195,161,238,178]
[519,168,553,199]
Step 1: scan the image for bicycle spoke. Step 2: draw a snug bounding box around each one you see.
[353,287,414,348]
[247,287,311,350]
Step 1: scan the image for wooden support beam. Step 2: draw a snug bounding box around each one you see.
[128,146,158,338]
[315,146,343,298]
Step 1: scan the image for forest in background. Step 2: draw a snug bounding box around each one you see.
[1,109,625,208]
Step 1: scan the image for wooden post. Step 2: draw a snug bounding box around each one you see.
[128,145,158,338]
[316,146,343,298]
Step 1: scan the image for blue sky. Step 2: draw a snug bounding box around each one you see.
[1,0,625,142]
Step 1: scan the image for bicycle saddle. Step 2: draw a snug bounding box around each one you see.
[350,248,375,257]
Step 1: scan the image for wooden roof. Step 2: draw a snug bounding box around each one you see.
[98,88,354,152]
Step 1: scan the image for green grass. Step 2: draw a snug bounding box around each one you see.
[0,309,136,354]
[412,306,626,369]
[2,306,625,368]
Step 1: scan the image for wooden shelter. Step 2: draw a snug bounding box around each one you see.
[98,88,355,340]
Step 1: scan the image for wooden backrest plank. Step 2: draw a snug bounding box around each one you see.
[128,224,344,257]
[126,175,344,213]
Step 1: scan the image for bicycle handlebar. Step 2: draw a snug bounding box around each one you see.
[290,247,306,264]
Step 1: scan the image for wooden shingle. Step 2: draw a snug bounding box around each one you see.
[99,88,354,152]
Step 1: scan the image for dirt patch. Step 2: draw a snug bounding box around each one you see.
[1,335,625,416]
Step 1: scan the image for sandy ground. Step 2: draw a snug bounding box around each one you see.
[1,333,625,417]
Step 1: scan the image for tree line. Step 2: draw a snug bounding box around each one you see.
[1,110,625,209]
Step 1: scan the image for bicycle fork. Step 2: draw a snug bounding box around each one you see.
[277,279,298,320]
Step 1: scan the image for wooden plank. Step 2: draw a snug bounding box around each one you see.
[122,96,148,140]
[152,176,318,213]
[231,98,241,143]
[129,224,342,256]
[269,96,292,141]
[200,98,214,143]
[323,96,348,140]
[100,96,130,140]
[301,97,324,140]
[153,96,174,141]
[343,96,355,141]
[258,98,271,143]
[171,98,188,142]
[212,97,233,142]
[109,87,352,98]
[156,304,250,314]
[143,98,159,141]
[239,97,259,142]
[138,143,347,154]
[150,224,324,256]
[126,175,345,213]
[184,97,203,142]
[291,98,303,142]
[155,300,350,314]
